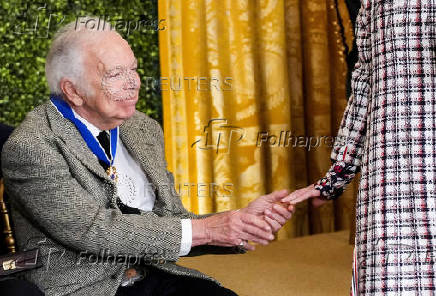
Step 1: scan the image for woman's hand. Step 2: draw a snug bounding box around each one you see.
[280,184,328,209]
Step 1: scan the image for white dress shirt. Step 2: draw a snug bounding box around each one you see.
[71,109,192,256]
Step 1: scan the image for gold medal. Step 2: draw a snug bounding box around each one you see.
[106,166,118,183]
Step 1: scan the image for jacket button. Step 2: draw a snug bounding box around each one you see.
[111,274,117,280]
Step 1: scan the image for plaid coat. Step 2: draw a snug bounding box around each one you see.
[1,101,240,296]
[316,0,436,295]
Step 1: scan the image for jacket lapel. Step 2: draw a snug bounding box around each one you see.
[46,102,109,181]
[119,113,171,214]
[119,114,162,187]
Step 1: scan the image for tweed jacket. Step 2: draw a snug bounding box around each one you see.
[1,101,231,296]
[316,1,436,295]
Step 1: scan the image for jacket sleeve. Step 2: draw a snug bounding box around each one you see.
[2,131,184,262]
[315,1,372,199]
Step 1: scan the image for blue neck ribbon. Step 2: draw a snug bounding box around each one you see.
[50,95,118,167]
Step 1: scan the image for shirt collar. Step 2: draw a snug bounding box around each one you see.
[71,108,104,138]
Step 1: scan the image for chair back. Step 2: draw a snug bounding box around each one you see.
[0,178,16,254]
[0,123,15,254]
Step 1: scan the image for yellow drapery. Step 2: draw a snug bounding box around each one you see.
[158,0,357,239]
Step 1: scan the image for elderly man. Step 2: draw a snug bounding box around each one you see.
[1,18,293,296]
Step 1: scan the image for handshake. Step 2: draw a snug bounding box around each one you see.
[191,184,325,250]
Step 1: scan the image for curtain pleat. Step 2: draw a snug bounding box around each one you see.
[159,0,357,239]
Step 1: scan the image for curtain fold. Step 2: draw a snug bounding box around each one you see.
[159,0,357,239]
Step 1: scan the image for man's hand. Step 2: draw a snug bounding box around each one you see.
[191,190,296,251]
[280,184,327,209]
[191,210,274,251]
[244,189,295,232]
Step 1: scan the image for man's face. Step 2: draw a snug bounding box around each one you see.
[81,32,140,127]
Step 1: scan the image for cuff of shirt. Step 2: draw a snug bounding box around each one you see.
[179,219,192,256]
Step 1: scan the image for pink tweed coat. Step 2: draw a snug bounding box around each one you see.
[316,1,436,295]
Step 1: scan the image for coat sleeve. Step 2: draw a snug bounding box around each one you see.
[2,130,184,262]
[315,1,372,199]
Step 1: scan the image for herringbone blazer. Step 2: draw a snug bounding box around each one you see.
[1,101,227,296]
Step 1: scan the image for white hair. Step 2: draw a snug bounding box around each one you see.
[45,16,117,96]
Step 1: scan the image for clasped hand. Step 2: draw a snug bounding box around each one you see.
[192,190,295,250]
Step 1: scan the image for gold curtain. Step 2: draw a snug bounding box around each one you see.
[158,0,357,239]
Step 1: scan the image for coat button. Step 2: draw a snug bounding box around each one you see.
[111,274,117,280]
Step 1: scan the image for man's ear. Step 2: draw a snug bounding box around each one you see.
[60,78,84,106]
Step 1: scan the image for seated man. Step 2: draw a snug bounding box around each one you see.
[1,17,293,296]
